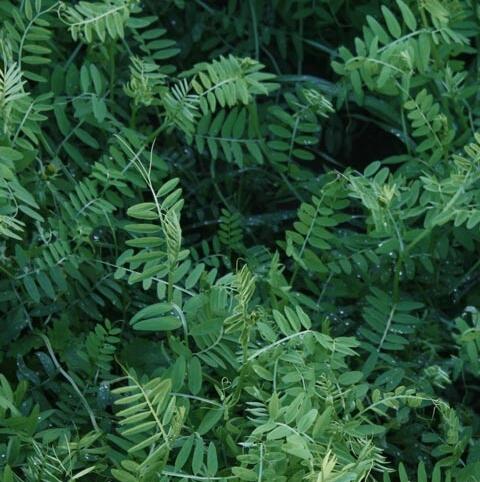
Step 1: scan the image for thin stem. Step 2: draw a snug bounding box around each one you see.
[171,392,223,408]
[38,333,100,433]
[172,303,188,344]
[210,157,232,210]
[377,304,397,352]
[247,330,313,362]
[248,0,259,60]
[359,394,435,417]
[95,260,196,296]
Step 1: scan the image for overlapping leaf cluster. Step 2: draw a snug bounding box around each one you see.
[1,0,480,481]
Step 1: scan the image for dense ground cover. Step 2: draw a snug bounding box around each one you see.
[2,0,480,480]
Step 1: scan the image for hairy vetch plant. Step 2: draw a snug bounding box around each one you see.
[1,0,480,481]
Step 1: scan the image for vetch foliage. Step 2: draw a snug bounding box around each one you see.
[1,0,480,481]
